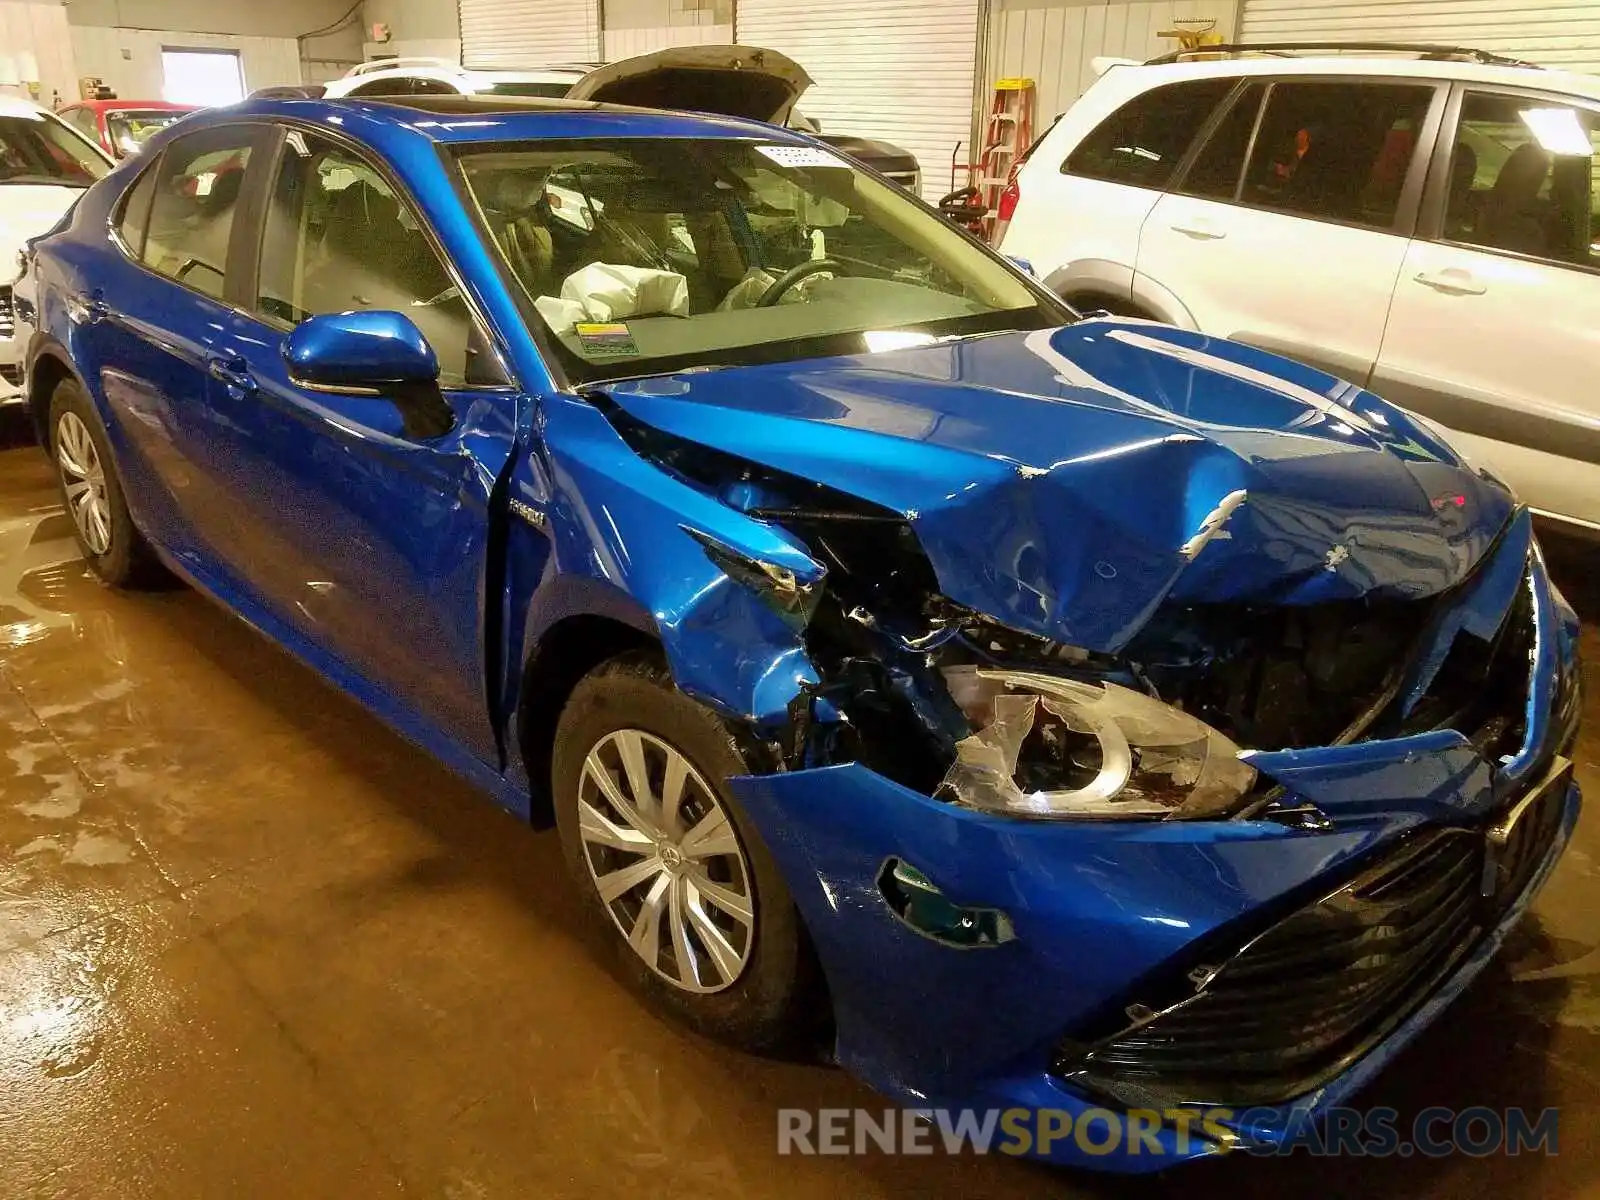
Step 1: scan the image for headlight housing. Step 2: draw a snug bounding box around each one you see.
[938,667,1256,820]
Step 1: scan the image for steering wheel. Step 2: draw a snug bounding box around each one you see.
[757,258,847,307]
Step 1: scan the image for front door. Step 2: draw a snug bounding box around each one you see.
[1374,87,1600,528]
[194,127,520,765]
[1137,77,1441,384]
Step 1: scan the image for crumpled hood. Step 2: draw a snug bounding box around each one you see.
[601,319,1514,653]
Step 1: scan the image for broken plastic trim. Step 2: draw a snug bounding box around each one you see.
[876,858,1016,948]
[937,667,1257,819]
[683,525,826,626]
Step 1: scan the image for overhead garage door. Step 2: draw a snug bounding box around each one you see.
[1241,0,1600,75]
[460,0,600,69]
[737,0,983,199]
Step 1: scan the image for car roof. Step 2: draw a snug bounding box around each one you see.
[186,94,808,147]
[0,96,56,118]
[1103,53,1600,103]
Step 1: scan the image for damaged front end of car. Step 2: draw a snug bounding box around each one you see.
[530,321,1582,1171]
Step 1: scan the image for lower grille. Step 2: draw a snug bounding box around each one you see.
[0,363,20,386]
[0,285,14,339]
[1057,805,1563,1109]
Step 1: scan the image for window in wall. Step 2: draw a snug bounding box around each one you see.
[161,49,245,107]
[1062,79,1234,189]
[1237,81,1434,229]
[1445,91,1600,268]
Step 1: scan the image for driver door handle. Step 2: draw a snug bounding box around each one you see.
[208,355,257,395]
[1414,268,1486,296]
[1170,218,1226,241]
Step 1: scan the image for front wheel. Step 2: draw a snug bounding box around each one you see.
[48,378,164,587]
[552,654,823,1052]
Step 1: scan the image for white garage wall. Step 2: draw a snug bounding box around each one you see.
[738,0,983,200]
[70,25,303,98]
[0,3,75,107]
[985,0,1238,126]
[1240,0,1600,76]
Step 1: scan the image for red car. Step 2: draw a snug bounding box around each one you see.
[55,98,195,159]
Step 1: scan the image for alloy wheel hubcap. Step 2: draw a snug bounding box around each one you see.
[577,728,755,994]
[56,412,111,556]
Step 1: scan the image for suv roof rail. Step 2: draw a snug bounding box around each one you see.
[343,56,461,78]
[1146,41,1541,68]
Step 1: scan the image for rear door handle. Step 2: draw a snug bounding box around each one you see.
[208,356,257,394]
[1170,219,1226,240]
[1414,269,1486,296]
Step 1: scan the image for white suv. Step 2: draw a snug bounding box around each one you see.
[322,58,589,100]
[999,44,1600,533]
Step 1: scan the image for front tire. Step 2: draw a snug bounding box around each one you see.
[552,654,822,1052]
[48,378,163,587]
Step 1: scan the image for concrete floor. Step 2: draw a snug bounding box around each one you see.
[1,429,1598,1200]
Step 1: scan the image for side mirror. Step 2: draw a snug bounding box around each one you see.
[283,310,452,438]
[284,309,439,392]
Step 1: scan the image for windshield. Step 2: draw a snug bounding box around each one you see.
[0,114,108,185]
[107,110,188,156]
[455,138,1055,382]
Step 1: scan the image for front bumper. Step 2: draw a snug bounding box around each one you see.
[728,523,1582,1172]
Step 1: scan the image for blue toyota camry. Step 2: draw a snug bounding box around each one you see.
[13,48,1582,1171]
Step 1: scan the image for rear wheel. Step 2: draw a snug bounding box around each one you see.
[48,378,164,587]
[552,654,822,1051]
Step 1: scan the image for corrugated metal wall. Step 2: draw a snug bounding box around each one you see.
[738,0,984,199]
[460,0,602,68]
[985,0,1239,124]
[1240,0,1600,75]
[602,23,734,60]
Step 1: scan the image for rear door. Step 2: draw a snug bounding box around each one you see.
[80,123,272,575]
[1374,85,1600,527]
[1004,77,1236,308]
[1137,77,1444,383]
[198,126,520,764]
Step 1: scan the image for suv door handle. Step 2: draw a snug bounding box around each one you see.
[1414,269,1486,296]
[207,356,257,394]
[1170,219,1226,240]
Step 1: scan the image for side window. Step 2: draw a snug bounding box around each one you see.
[346,76,459,97]
[255,130,475,385]
[114,158,160,256]
[1237,81,1434,228]
[1062,79,1234,189]
[140,129,256,300]
[1444,91,1599,268]
[1179,83,1266,201]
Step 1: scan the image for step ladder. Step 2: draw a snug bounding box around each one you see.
[973,77,1034,240]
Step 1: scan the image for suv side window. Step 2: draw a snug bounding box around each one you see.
[140,128,257,300]
[1236,81,1434,229]
[1063,79,1233,189]
[1179,83,1267,201]
[255,129,476,384]
[346,76,459,97]
[1444,90,1599,268]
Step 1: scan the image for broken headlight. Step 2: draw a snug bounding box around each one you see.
[938,667,1256,820]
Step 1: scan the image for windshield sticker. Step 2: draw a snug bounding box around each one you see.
[755,144,848,170]
[574,322,640,358]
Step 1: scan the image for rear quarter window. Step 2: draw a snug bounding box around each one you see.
[1064,78,1235,189]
